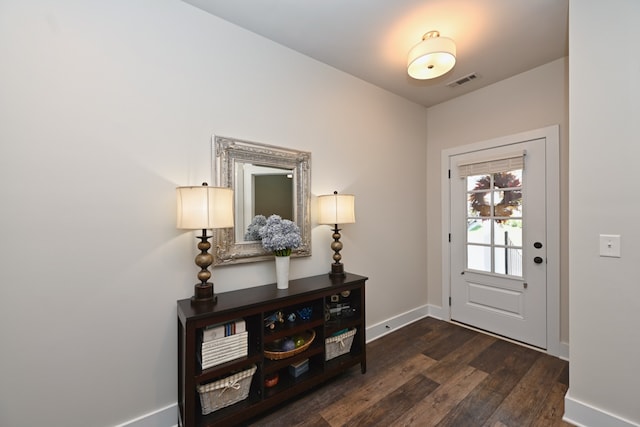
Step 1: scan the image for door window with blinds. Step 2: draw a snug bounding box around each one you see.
[459,152,524,277]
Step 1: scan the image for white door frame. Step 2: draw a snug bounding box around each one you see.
[441,125,561,357]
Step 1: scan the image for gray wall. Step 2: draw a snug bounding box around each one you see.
[0,1,428,426]
[566,1,640,425]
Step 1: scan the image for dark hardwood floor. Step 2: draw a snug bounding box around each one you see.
[247,317,571,427]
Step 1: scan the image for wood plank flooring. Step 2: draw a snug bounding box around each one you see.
[246,317,571,427]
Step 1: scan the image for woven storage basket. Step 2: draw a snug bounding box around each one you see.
[197,364,256,415]
[325,328,357,361]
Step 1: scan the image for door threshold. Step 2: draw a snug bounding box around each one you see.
[450,319,548,354]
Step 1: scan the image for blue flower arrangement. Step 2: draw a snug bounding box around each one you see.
[258,214,302,257]
[244,214,267,241]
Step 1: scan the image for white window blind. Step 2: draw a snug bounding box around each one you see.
[457,151,525,178]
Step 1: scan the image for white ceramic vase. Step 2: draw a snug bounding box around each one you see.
[275,255,290,289]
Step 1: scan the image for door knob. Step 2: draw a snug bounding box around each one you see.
[534,256,544,264]
[534,242,543,249]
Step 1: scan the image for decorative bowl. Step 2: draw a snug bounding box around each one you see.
[264,330,316,360]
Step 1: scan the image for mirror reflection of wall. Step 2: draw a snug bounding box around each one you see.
[254,174,293,219]
[236,163,294,242]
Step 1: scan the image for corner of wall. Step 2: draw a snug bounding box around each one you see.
[365,305,429,343]
[564,391,639,427]
[115,404,177,427]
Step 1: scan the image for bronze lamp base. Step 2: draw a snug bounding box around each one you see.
[191,283,217,303]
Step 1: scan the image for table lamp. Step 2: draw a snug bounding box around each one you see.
[317,191,356,278]
[176,183,234,303]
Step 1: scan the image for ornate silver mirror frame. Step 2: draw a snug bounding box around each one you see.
[212,135,311,265]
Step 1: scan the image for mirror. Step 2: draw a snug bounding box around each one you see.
[212,135,311,265]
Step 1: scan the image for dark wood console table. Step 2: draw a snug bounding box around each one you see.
[177,272,367,426]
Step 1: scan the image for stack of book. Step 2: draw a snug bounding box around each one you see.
[201,319,248,369]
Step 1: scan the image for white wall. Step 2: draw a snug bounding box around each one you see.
[565,1,640,425]
[425,58,569,344]
[0,1,428,426]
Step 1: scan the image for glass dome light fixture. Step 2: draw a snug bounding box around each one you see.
[407,30,456,80]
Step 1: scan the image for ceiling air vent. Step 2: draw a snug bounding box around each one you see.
[446,72,479,88]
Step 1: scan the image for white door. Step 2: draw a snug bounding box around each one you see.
[450,138,547,349]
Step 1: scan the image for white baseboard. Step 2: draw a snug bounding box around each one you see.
[122,307,570,427]
[558,341,570,361]
[564,390,640,427]
[426,303,448,320]
[118,306,429,427]
[115,403,177,427]
[119,306,430,427]
[365,304,430,343]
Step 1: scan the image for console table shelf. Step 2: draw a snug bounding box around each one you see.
[177,272,367,427]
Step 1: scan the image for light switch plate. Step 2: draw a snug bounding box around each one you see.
[599,234,621,258]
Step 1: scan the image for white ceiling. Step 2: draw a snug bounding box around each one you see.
[183,0,569,108]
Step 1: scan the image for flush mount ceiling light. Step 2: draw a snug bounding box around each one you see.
[407,30,456,80]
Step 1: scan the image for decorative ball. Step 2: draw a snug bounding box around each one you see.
[294,336,305,348]
[282,339,295,351]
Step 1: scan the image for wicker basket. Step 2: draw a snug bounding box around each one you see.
[264,330,316,360]
[197,364,257,415]
[325,328,357,361]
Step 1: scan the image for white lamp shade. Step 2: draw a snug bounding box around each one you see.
[317,193,356,225]
[176,186,234,230]
[407,33,456,80]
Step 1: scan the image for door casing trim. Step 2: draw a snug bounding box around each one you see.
[441,125,561,357]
